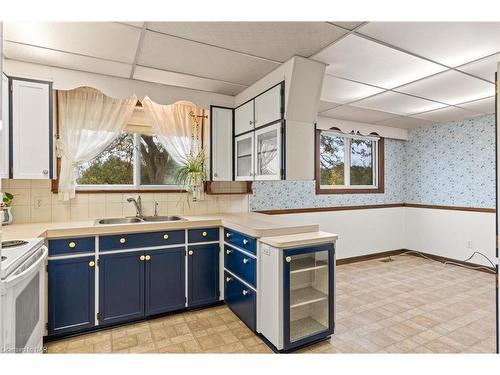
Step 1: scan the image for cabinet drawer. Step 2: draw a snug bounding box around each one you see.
[188,228,219,243]
[223,228,256,255]
[224,246,256,287]
[49,237,95,256]
[224,271,256,331]
[99,230,185,251]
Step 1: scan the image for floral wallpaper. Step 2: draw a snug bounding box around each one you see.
[250,114,495,211]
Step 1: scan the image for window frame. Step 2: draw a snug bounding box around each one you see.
[315,129,385,195]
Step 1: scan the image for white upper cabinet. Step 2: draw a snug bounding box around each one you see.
[11,78,52,179]
[234,100,254,135]
[234,132,254,181]
[210,106,233,181]
[254,84,282,128]
[1,74,9,178]
[254,122,281,181]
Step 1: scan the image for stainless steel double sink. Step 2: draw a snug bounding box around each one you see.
[95,216,185,225]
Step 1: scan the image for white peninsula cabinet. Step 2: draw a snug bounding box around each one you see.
[10,77,53,179]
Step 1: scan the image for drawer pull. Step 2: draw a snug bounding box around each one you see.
[226,233,231,238]
[242,290,249,296]
[88,261,95,267]
[242,258,249,264]
[226,249,233,255]
[243,239,249,245]
[119,238,126,244]
[202,231,207,237]
[285,256,292,263]
[163,234,169,240]
[225,276,232,282]
[145,255,151,261]
[68,242,76,248]
[188,250,194,256]
[140,255,146,261]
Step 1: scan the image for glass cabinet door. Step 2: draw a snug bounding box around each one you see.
[234,133,254,181]
[254,122,281,180]
[283,244,334,349]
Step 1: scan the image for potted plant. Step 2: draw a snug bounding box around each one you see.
[174,150,207,203]
[1,192,14,225]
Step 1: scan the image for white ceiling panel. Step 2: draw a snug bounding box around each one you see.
[4,22,141,63]
[133,66,247,96]
[146,22,347,62]
[313,34,447,89]
[4,41,132,78]
[456,53,500,83]
[375,116,433,129]
[120,22,144,28]
[412,106,480,123]
[318,100,341,113]
[321,104,398,123]
[138,31,279,86]
[321,74,384,104]
[457,96,495,114]
[397,70,494,105]
[353,91,446,116]
[328,22,365,30]
[358,22,500,67]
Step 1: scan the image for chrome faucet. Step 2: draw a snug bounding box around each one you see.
[126,195,143,218]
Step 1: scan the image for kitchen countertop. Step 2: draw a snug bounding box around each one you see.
[260,231,338,248]
[0,212,323,241]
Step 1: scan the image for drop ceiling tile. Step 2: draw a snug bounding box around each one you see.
[353,91,446,116]
[396,70,494,105]
[321,104,397,123]
[133,66,246,96]
[375,116,433,130]
[4,22,141,63]
[3,41,132,78]
[147,22,347,62]
[318,100,341,113]
[412,106,479,123]
[120,22,144,28]
[312,34,446,89]
[456,96,495,114]
[328,22,365,30]
[358,22,500,67]
[321,75,384,104]
[138,30,279,86]
[456,53,500,83]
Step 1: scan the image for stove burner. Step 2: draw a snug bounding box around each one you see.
[1,240,29,249]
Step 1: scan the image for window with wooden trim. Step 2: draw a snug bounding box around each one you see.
[316,129,384,194]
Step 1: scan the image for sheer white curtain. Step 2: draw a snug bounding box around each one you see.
[57,87,137,201]
[141,97,203,164]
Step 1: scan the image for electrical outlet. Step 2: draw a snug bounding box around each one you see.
[466,240,473,249]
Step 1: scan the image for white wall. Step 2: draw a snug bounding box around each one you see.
[275,207,496,267]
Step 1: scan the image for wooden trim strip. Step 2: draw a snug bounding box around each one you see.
[256,203,496,215]
[336,250,404,265]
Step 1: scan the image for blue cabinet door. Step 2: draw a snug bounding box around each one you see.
[48,256,95,336]
[99,251,145,326]
[188,244,219,307]
[224,271,256,331]
[145,247,186,316]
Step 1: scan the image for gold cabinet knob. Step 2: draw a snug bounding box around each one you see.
[140,255,145,261]
[226,233,231,238]
[163,234,169,240]
[88,261,95,267]
[68,242,76,248]
[202,231,207,237]
[242,290,249,296]
[243,258,249,264]
[285,256,292,263]
[119,238,126,244]
[243,239,249,245]
[145,255,151,261]
[226,249,233,255]
[188,250,194,255]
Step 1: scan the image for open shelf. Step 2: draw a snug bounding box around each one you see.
[290,317,328,342]
[290,258,328,274]
[290,286,328,308]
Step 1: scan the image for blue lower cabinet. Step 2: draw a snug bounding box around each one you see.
[99,251,145,326]
[48,256,95,336]
[145,247,186,316]
[224,246,256,287]
[224,271,256,331]
[188,244,219,307]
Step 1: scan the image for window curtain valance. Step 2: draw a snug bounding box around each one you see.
[57,87,137,201]
[141,97,205,165]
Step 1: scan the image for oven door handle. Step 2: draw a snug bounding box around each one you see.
[3,246,48,286]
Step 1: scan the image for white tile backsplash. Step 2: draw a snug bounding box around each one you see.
[1,179,250,224]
